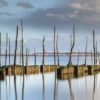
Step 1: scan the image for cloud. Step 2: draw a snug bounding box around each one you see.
[17,1,33,9]
[1,0,100,34]
[0,12,14,16]
[0,0,7,7]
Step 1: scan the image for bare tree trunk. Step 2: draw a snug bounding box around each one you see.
[77,50,80,66]
[0,33,1,67]
[56,34,59,66]
[14,25,19,67]
[42,37,45,65]
[91,52,93,65]
[34,48,36,66]
[96,41,98,65]
[26,48,28,66]
[9,37,10,66]
[5,33,8,67]
[21,19,24,67]
[85,37,88,66]
[54,26,56,65]
[20,40,22,65]
[67,25,76,67]
[26,49,30,66]
[93,30,96,66]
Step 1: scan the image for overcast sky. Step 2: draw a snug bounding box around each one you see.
[1,0,100,52]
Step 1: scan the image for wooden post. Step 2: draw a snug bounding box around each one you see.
[56,34,59,66]
[42,37,45,66]
[54,26,56,65]
[9,37,10,66]
[14,25,19,67]
[67,25,76,67]
[93,30,96,66]
[91,52,93,65]
[26,48,30,66]
[77,50,80,66]
[20,40,22,65]
[26,48,28,66]
[34,48,36,66]
[96,41,98,65]
[5,33,8,67]
[0,33,1,67]
[21,19,24,67]
[85,37,88,66]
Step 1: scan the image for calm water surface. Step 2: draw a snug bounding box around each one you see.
[0,56,100,100]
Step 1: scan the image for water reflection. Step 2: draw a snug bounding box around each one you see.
[0,81,1,100]
[0,72,100,100]
[68,80,74,100]
[14,75,17,100]
[54,71,57,100]
[22,75,25,100]
[42,72,45,100]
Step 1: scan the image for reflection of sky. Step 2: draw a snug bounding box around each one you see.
[1,72,100,100]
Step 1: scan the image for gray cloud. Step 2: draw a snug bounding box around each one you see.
[0,0,7,7]
[22,0,100,33]
[17,1,33,9]
[0,12,14,16]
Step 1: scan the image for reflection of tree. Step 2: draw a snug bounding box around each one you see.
[14,75,17,100]
[93,75,97,100]
[54,71,57,100]
[85,76,87,100]
[42,73,45,100]
[68,80,74,100]
[0,81,1,100]
[22,75,25,100]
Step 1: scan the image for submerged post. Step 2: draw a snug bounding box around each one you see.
[20,40,22,65]
[42,37,45,66]
[67,25,76,67]
[0,33,1,67]
[14,25,19,67]
[96,41,98,65]
[93,30,96,66]
[34,48,36,66]
[26,48,28,66]
[54,26,56,65]
[21,19,24,67]
[85,37,88,66]
[56,34,59,66]
[9,37,10,66]
[5,33,8,67]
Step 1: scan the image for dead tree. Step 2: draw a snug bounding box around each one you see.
[85,37,88,66]
[54,26,56,65]
[9,37,10,66]
[14,26,19,67]
[20,40,22,65]
[56,34,59,66]
[77,50,80,66]
[42,37,45,65]
[5,33,8,67]
[67,25,76,67]
[96,41,98,65]
[26,48,30,66]
[21,19,24,66]
[26,48,28,66]
[93,30,96,66]
[0,33,1,67]
[91,52,93,65]
[34,48,36,66]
